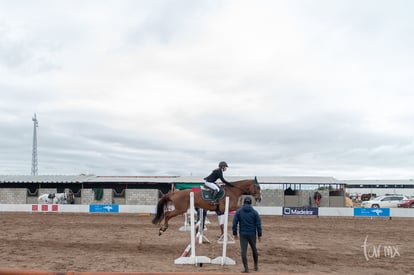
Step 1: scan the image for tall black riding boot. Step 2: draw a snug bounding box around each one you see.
[210,190,218,205]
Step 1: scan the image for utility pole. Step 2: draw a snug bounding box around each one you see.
[31,113,38,176]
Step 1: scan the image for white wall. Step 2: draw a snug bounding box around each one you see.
[1,204,413,218]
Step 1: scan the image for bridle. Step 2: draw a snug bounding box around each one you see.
[229,179,262,202]
[252,182,262,202]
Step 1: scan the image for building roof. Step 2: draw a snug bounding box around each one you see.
[345,179,414,186]
[0,175,94,183]
[0,175,342,184]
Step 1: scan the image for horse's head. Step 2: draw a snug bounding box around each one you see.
[232,177,262,203]
[252,177,262,203]
[67,190,75,204]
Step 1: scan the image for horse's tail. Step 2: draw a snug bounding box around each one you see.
[152,193,170,225]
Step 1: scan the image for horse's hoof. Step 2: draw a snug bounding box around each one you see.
[158,230,162,236]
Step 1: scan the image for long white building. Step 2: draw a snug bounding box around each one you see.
[345,179,414,198]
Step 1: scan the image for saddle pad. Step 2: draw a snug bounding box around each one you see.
[201,188,225,201]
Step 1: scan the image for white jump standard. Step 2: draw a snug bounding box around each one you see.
[211,196,236,265]
[174,192,211,265]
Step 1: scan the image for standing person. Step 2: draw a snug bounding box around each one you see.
[232,197,262,273]
[204,161,233,204]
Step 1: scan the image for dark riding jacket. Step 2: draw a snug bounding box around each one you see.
[204,168,231,185]
[232,204,262,237]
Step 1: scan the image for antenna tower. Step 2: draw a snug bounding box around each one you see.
[31,114,38,176]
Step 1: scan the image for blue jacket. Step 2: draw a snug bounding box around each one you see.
[232,204,262,237]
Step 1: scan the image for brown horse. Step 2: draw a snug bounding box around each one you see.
[152,178,262,235]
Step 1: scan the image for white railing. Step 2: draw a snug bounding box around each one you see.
[0,204,413,217]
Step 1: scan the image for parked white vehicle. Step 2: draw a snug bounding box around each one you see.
[360,195,408,208]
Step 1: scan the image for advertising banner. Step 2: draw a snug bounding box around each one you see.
[283,207,319,216]
[354,208,390,217]
[89,204,119,213]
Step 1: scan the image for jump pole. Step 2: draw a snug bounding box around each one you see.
[181,218,209,257]
[179,210,191,232]
[180,223,201,258]
[217,214,235,244]
[179,208,210,233]
[211,196,235,265]
[174,192,211,265]
[197,207,210,244]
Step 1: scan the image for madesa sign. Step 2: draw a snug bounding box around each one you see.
[283,207,318,216]
[32,204,59,212]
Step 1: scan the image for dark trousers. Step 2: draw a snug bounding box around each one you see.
[239,234,258,271]
[196,208,207,226]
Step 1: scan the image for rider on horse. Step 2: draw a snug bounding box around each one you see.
[204,161,233,205]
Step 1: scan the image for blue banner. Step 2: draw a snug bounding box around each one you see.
[354,208,390,217]
[283,207,319,216]
[89,204,119,213]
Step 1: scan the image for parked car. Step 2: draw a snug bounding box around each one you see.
[360,195,408,208]
[360,193,376,201]
[398,198,414,208]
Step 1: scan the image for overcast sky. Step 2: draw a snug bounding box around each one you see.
[1,0,414,180]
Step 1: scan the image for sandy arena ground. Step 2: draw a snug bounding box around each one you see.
[0,212,413,275]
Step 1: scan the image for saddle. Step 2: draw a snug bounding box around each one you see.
[200,185,225,202]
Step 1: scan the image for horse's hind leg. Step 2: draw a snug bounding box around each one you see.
[158,211,173,236]
[158,209,185,236]
[159,223,168,236]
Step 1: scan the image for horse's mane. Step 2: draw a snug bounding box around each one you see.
[229,178,259,186]
[232,179,248,184]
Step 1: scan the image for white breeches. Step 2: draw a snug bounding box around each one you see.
[218,214,225,225]
[204,181,220,191]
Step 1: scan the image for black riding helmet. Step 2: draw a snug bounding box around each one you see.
[219,161,228,168]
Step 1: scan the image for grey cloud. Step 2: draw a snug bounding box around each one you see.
[1,1,414,179]
[0,28,61,73]
[124,0,217,46]
[173,110,414,172]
